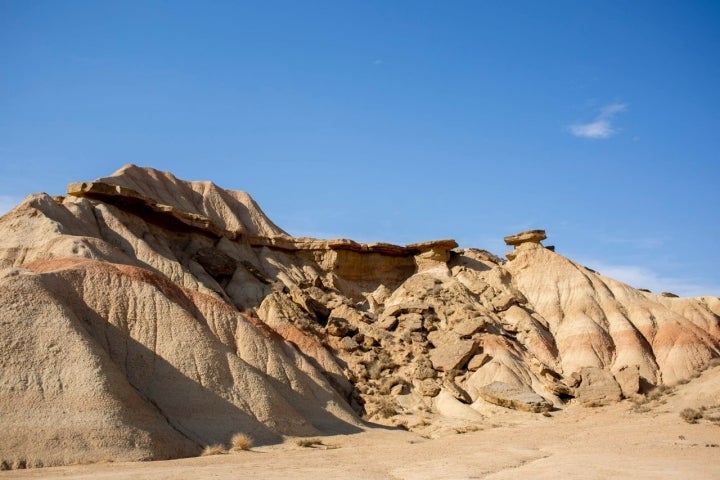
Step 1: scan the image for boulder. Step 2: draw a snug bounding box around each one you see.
[575,367,623,406]
[491,292,518,312]
[326,305,365,337]
[452,317,486,337]
[567,371,582,388]
[377,302,430,330]
[413,356,437,380]
[614,365,640,398]
[467,353,491,371]
[427,331,477,372]
[376,315,399,331]
[398,313,424,332]
[338,336,360,352]
[416,378,441,397]
[326,317,351,337]
[477,382,552,413]
[329,304,370,327]
[545,379,574,397]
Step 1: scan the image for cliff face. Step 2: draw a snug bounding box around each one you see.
[1,165,718,468]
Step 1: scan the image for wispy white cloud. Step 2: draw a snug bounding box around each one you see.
[569,102,627,139]
[0,195,22,216]
[577,258,720,297]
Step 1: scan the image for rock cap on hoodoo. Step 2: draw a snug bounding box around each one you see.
[503,229,547,246]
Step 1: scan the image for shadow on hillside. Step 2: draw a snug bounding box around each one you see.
[49,276,363,459]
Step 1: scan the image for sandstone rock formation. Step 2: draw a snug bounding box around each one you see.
[476,382,553,413]
[504,229,547,260]
[1,165,718,469]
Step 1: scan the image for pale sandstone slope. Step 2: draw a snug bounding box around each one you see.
[506,241,720,384]
[1,258,360,466]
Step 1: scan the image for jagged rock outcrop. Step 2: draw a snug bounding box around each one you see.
[504,229,547,260]
[1,165,718,469]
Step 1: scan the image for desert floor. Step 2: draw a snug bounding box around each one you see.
[5,368,720,480]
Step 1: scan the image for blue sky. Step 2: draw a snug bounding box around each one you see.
[1,1,719,296]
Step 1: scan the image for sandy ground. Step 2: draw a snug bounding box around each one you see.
[4,368,720,480]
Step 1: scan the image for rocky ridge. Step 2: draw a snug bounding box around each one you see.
[1,165,719,468]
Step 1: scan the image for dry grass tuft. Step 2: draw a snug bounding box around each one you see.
[645,384,674,402]
[296,438,324,448]
[628,385,677,413]
[201,444,228,456]
[231,433,253,451]
[680,408,703,424]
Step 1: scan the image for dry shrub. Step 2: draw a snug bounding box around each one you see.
[201,444,228,456]
[230,433,253,451]
[377,400,398,418]
[296,438,323,448]
[646,385,674,401]
[632,405,651,414]
[455,424,481,434]
[680,408,703,424]
[367,351,395,380]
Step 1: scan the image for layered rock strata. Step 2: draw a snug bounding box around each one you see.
[0,165,718,468]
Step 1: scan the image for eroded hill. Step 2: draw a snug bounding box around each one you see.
[1,165,718,468]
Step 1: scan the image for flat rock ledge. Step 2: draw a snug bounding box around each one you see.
[477,381,553,413]
[504,229,547,260]
[504,229,547,246]
[68,180,457,257]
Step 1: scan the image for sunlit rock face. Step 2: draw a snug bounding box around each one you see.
[1,165,718,468]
